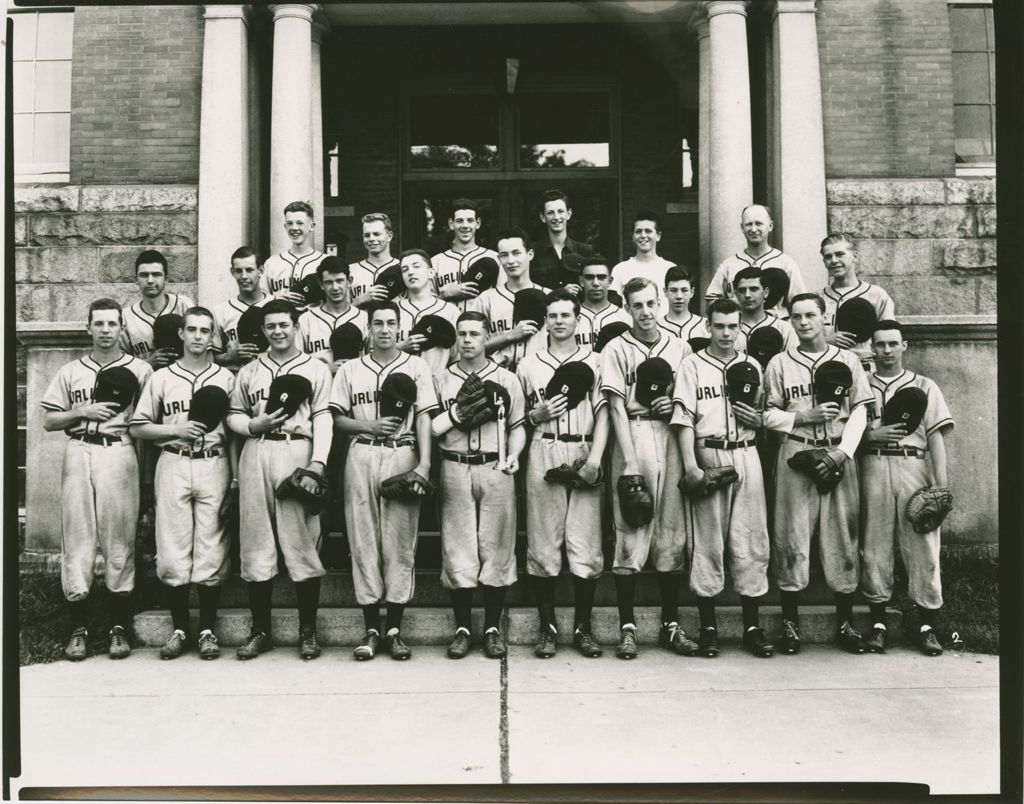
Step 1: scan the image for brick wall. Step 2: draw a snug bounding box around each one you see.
[70,5,203,185]
[818,0,955,178]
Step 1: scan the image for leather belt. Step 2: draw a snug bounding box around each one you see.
[355,435,415,448]
[864,447,926,458]
[538,432,593,443]
[162,445,224,459]
[68,432,124,446]
[699,438,756,450]
[628,413,659,421]
[788,434,842,447]
[441,450,498,465]
[258,432,310,442]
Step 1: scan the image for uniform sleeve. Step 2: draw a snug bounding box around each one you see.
[414,361,439,415]
[297,314,312,352]
[878,288,896,320]
[211,316,226,354]
[764,356,787,411]
[786,260,807,298]
[515,362,536,412]
[506,371,527,429]
[847,356,873,409]
[589,359,607,412]
[328,363,353,415]
[40,365,72,412]
[118,329,131,354]
[178,296,196,313]
[600,341,627,399]
[780,320,798,350]
[464,293,485,316]
[130,373,162,425]
[923,379,954,435]
[670,358,698,429]
[311,363,332,417]
[229,364,253,415]
[704,262,727,300]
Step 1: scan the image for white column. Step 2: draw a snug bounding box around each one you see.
[269,4,317,254]
[773,0,828,290]
[198,5,251,305]
[693,13,712,300]
[310,13,328,251]
[705,0,753,271]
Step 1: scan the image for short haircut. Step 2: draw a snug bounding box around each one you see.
[789,292,826,314]
[368,301,400,324]
[664,265,693,288]
[399,247,432,266]
[733,265,765,288]
[872,319,905,340]
[495,227,531,249]
[361,212,393,233]
[261,298,300,324]
[135,249,167,274]
[579,254,611,273]
[545,288,580,317]
[741,203,774,222]
[182,305,216,328]
[539,188,570,210]
[88,297,123,325]
[456,310,489,328]
[230,245,259,265]
[317,255,350,278]
[284,200,315,219]
[623,276,658,303]
[820,231,856,252]
[450,198,479,218]
[708,298,741,320]
[632,210,661,232]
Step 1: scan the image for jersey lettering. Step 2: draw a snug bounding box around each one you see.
[161,400,190,417]
[352,390,376,407]
[71,388,92,405]
[785,383,812,401]
[247,389,267,407]
[696,386,724,401]
[489,319,511,334]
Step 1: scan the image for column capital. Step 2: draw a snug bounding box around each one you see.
[702,0,748,20]
[774,0,818,15]
[204,5,253,26]
[689,7,710,38]
[311,10,331,43]
[268,4,319,24]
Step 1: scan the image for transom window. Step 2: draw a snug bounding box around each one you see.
[949,2,996,171]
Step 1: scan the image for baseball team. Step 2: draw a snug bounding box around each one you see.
[41,191,954,664]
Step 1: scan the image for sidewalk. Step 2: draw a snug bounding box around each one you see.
[14,645,999,796]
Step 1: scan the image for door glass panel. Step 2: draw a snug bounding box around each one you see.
[519,92,611,169]
[409,95,499,169]
[408,193,499,255]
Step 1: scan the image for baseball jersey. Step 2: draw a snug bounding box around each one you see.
[348,258,399,304]
[260,249,327,296]
[130,361,235,450]
[298,304,368,363]
[431,246,504,298]
[706,248,806,317]
[229,352,333,439]
[657,312,709,343]
[609,256,676,315]
[822,281,896,362]
[467,282,550,371]
[576,302,631,350]
[740,313,798,351]
[517,348,606,438]
[211,293,271,354]
[671,351,763,443]
[866,370,954,450]
[396,296,460,377]
[434,361,526,453]
[329,352,439,436]
[41,353,153,438]
[600,330,690,417]
[763,345,872,443]
[119,294,194,358]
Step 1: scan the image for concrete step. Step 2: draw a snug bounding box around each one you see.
[133,605,902,648]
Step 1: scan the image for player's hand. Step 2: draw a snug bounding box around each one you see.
[866,423,907,445]
[230,342,260,364]
[399,334,427,354]
[328,359,346,375]
[684,466,705,490]
[815,449,847,480]
[146,348,177,369]
[576,460,601,486]
[562,283,582,298]
[511,320,539,341]
[298,461,325,494]
[219,485,239,527]
[277,290,306,307]
[355,286,389,307]
[80,402,121,422]
[500,454,520,475]
[174,421,209,441]
[827,331,858,349]
[368,416,403,437]
[440,281,479,301]
[732,401,763,428]
[804,402,841,424]
[248,409,289,434]
[531,394,568,424]
[650,395,674,418]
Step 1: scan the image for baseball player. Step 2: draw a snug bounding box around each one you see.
[120,249,194,368]
[672,299,774,658]
[530,189,594,295]
[431,199,504,306]
[518,289,610,658]
[260,200,327,306]
[657,265,711,344]
[226,299,334,660]
[601,276,694,659]
[576,255,631,350]
[705,204,806,318]
[330,302,438,661]
[820,233,896,371]
[609,211,677,316]
[860,320,953,656]
[42,298,153,661]
[467,227,550,372]
[762,293,873,655]
[297,256,368,374]
[432,310,526,659]
[733,265,798,350]
[349,212,400,309]
[395,248,460,377]
[212,245,271,370]
[129,307,236,660]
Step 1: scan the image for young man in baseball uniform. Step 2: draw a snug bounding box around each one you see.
[657,265,710,344]
[42,298,154,661]
[530,189,594,295]
[432,310,526,659]
[518,289,610,658]
[609,211,676,316]
[601,277,695,659]
[121,249,194,369]
[349,212,400,310]
[672,299,774,657]
[330,302,438,660]
[468,227,549,373]
[226,300,334,660]
[298,256,368,374]
[860,320,953,656]
[733,266,798,350]
[705,204,806,318]
[432,199,503,305]
[762,293,873,655]
[212,246,271,371]
[129,307,237,659]
[820,233,896,372]
[396,248,460,377]
[260,201,327,307]
[575,255,631,351]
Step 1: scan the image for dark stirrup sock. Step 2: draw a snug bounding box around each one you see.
[657,572,680,624]
[295,578,321,631]
[67,598,89,630]
[780,590,800,624]
[165,583,190,633]
[696,596,717,630]
[385,602,406,633]
[917,605,939,629]
[449,588,474,631]
[740,595,760,630]
[868,601,888,627]
[572,575,598,631]
[835,591,855,625]
[362,604,382,634]
[247,580,273,635]
[482,585,507,631]
[197,584,221,633]
[531,575,557,630]
[614,573,638,627]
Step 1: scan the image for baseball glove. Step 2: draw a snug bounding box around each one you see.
[275,468,328,515]
[787,449,844,494]
[680,465,739,497]
[545,458,603,490]
[616,474,654,528]
[905,486,953,534]
[379,470,436,500]
[451,374,501,431]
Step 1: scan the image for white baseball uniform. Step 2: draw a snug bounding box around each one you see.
[431,246,505,309]
[740,313,798,351]
[397,296,461,377]
[119,294,194,359]
[576,302,631,350]
[822,281,896,368]
[260,250,327,297]
[609,256,676,316]
[348,258,399,305]
[466,282,550,372]
[706,248,806,318]
[211,293,271,355]
[297,304,368,366]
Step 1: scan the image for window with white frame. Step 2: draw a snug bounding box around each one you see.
[949,2,995,172]
[12,9,74,181]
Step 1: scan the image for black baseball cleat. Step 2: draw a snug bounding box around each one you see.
[198,630,221,660]
[160,629,188,660]
[447,628,471,659]
[108,625,131,660]
[836,621,867,654]
[572,628,603,658]
[385,630,411,660]
[299,628,321,660]
[534,625,557,658]
[918,629,943,656]
[236,631,273,660]
[615,625,638,660]
[483,628,506,659]
[353,629,380,661]
[778,619,801,654]
[742,627,775,657]
[64,627,88,662]
[864,626,887,654]
[697,627,721,657]
[659,622,700,656]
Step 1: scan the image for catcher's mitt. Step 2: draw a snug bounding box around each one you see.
[275,468,327,515]
[680,465,739,496]
[379,470,435,500]
[616,474,654,528]
[450,373,497,431]
[545,458,602,490]
[787,448,844,494]
[905,486,953,534]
